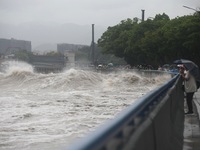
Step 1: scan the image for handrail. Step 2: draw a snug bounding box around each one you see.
[66,75,179,150]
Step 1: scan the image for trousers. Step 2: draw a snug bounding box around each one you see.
[186,92,195,112]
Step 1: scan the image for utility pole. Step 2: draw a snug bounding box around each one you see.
[141,9,145,21]
[91,24,95,65]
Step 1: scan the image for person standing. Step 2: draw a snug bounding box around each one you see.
[179,64,197,114]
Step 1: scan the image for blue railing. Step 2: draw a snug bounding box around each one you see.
[66,74,183,150]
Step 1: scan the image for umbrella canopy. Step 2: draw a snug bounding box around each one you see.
[173,59,200,82]
[173,59,198,69]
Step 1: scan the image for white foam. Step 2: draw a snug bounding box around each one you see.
[0,67,171,150]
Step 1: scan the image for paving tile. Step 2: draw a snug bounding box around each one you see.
[183,91,200,150]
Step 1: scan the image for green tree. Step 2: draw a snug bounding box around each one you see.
[98,18,137,57]
[98,13,200,67]
[45,51,63,56]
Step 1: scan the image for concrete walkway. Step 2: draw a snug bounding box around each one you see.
[183,90,200,150]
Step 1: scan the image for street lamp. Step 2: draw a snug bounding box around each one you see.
[183,5,200,13]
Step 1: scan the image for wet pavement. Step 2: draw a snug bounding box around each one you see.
[183,90,200,150]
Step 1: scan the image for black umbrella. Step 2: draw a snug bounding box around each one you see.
[173,59,200,82]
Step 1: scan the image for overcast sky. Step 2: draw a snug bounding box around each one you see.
[0,0,199,48]
[1,0,199,26]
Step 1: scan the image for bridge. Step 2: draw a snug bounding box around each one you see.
[29,55,67,73]
[65,72,200,150]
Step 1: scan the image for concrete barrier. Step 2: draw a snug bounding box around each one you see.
[66,75,184,150]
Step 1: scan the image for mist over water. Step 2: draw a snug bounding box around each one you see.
[0,61,171,150]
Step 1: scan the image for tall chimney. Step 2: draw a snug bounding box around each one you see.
[141,9,145,21]
[92,24,95,64]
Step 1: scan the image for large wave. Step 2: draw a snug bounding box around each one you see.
[0,60,171,92]
[1,60,34,75]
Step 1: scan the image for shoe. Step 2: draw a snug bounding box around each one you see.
[185,111,193,115]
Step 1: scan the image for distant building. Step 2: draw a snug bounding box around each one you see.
[57,43,87,54]
[63,50,75,67]
[0,38,31,56]
[57,43,88,68]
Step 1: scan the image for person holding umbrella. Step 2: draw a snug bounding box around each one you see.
[178,64,197,114]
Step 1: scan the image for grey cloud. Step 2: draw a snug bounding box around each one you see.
[0,0,199,49]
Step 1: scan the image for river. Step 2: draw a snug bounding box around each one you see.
[0,61,170,150]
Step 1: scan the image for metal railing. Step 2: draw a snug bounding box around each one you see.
[66,74,184,150]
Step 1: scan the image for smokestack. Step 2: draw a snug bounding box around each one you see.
[92,24,95,64]
[141,9,145,21]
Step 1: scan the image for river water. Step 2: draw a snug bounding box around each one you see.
[0,61,170,150]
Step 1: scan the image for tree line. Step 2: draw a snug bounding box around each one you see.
[97,13,200,68]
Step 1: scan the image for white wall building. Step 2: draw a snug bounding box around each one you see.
[63,50,75,67]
